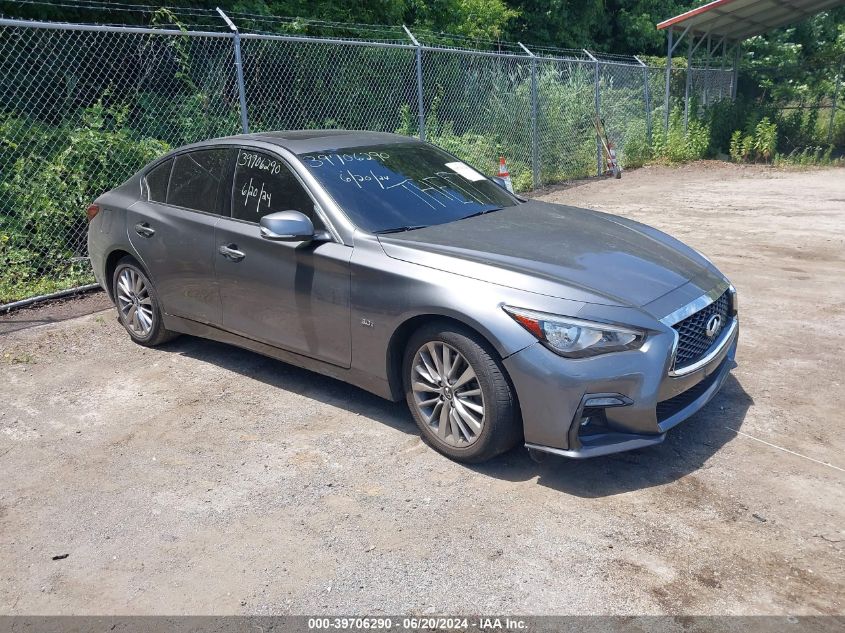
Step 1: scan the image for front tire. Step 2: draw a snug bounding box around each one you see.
[403,322,521,463]
[112,256,176,347]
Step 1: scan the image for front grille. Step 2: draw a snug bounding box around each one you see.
[656,357,727,423]
[672,290,731,370]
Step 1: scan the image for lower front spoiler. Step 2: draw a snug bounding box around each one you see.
[526,434,665,459]
[524,352,736,460]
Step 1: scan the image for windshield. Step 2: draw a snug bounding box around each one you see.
[296,143,518,233]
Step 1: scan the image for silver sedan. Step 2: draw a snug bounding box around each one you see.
[87,130,738,463]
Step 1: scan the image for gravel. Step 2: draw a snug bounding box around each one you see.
[0,162,843,615]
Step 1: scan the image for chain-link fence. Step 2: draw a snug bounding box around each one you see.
[737,62,845,150]
[0,17,744,305]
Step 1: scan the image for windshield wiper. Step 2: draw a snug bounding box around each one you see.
[374,225,428,234]
[459,207,503,221]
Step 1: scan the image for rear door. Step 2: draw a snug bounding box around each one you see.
[127,148,232,325]
[214,147,353,367]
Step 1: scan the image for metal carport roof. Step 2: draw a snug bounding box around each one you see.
[655,0,845,132]
[657,0,845,42]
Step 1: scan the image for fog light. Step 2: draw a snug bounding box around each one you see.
[584,396,627,407]
[570,394,633,445]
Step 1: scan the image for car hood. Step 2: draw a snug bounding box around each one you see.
[377,200,725,308]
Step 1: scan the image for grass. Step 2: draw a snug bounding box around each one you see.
[3,350,36,364]
[0,269,95,305]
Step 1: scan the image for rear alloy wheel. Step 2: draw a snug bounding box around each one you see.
[116,267,154,338]
[404,323,521,463]
[112,257,176,346]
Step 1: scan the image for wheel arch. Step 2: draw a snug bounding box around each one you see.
[104,248,143,301]
[384,312,514,402]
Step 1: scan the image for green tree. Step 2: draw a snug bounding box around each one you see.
[504,0,604,49]
[412,0,519,40]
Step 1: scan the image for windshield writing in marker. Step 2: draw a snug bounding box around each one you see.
[301,151,390,168]
[297,143,518,233]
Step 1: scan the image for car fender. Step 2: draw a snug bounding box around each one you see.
[347,233,588,394]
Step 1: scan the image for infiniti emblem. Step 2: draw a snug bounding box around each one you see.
[705,314,723,338]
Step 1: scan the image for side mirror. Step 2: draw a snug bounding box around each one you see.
[491,175,508,190]
[260,210,315,242]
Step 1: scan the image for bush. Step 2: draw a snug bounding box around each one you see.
[0,102,170,303]
[728,116,778,163]
[773,145,844,167]
[754,117,778,162]
[620,119,651,168]
[729,130,745,162]
[413,81,536,192]
[651,106,711,163]
[823,107,845,147]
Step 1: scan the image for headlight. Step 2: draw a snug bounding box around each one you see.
[503,306,645,358]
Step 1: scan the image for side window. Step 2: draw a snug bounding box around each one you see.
[145,158,172,203]
[232,149,321,227]
[167,149,229,215]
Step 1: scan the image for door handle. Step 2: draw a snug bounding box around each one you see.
[134,222,155,238]
[218,243,245,262]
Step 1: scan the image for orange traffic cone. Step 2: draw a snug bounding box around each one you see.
[497,156,514,193]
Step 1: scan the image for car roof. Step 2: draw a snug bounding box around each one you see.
[192,130,423,155]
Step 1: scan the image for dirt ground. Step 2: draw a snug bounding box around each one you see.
[1,162,843,616]
[0,291,112,336]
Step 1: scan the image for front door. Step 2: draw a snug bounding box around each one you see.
[214,148,352,368]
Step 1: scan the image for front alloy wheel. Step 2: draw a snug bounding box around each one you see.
[403,323,522,463]
[411,341,486,447]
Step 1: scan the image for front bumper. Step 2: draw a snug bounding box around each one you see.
[503,315,738,459]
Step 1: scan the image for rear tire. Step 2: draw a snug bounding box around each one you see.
[403,322,521,463]
[112,256,177,347]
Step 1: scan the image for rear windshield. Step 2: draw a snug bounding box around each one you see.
[296,143,518,233]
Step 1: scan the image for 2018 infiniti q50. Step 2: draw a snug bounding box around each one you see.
[87,130,738,463]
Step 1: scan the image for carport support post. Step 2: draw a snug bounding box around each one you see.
[217,8,249,134]
[404,25,426,142]
[703,34,711,107]
[664,29,673,132]
[520,42,540,189]
[585,49,601,176]
[664,25,690,132]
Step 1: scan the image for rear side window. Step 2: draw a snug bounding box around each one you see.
[145,159,172,203]
[167,149,229,215]
[232,149,319,225]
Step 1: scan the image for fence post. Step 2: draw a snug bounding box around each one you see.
[403,25,426,141]
[584,50,601,176]
[520,42,539,189]
[217,8,249,134]
[684,35,692,132]
[828,55,843,144]
[635,55,652,145]
[730,42,740,100]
